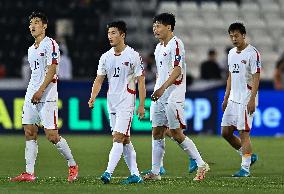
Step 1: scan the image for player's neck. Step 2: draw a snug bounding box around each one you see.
[114,43,127,55]
[237,42,248,52]
[34,34,46,48]
[163,34,174,46]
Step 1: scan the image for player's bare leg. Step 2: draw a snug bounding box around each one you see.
[222,126,258,167]
[10,125,38,182]
[221,126,242,150]
[170,128,209,181]
[232,131,252,177]
[45,129,78,182]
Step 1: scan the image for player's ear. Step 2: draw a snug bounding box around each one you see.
[43,23,47,30]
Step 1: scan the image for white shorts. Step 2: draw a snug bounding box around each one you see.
[109,111,133,136]
[165,102,186,130]
[22,100,58,129]
[221,100,254,131]
[150,101,186,129]
[150,101,168,128]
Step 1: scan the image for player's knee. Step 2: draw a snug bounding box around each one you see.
[152,127,165,139]
[113,132,125,143]
[221,128,231,139]
[46,133,60,144]
[24,130,37,139]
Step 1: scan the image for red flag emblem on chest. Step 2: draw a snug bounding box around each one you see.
[124,62,129,66]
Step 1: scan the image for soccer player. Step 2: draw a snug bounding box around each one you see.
[143,13,209,181]
[88,21,145,184]
[221,22,260,177]
[141,38,198,177]
[10,12,78,182]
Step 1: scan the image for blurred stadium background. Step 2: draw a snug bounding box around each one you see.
[0,0,283,136]
[0,0,284,193]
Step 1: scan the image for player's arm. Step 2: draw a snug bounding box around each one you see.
[151,66,181,101]
[136,75,146,120]
[222,72,231,112]
[247,72,260,114]
[88,75,105,109]
[31,63,57,104]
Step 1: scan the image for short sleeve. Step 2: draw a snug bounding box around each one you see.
[46,39,60,65]
[97,54,107,75]
[170,40,182,68]
[133,52,144,77]
[250,49,261,74]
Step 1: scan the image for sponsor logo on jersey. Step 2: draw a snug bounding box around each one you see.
[241,60,247,64]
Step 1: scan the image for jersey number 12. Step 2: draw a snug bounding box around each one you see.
[113,67,120,77]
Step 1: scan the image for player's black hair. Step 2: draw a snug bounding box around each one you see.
[107,21,127,36]
[153,13,175,31]
[228,22,246,35]
[29,11,48,24]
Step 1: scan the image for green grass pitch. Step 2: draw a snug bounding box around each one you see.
[0,135,283,194]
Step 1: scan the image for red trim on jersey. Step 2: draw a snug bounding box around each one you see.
[247,84,252,90]
[127,84,136,94]
[50,39,58,65]
[253,48,261,73]
[244,110,250,132]
[126,116,132,137]
[174,74,183,85]
[176,109,186,129]
[54,110,58,130]
[174,40,180,66]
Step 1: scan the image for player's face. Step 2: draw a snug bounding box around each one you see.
[153,22,170,41]
[229,30,246,48]
[29,17,46,38]
[107,27,124,47]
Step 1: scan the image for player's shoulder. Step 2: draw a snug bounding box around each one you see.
[42,36,59,50]
[246,44,260,55]
[126,46,140,58]
[228,47,237,55]
[100,48,113,61]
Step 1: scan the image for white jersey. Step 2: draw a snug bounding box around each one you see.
[154,36,186,103]
[228,44,261,105]
[97,46,144,113]
[26,36,60,102]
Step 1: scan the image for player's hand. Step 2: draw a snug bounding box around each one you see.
[247,99,255,115]
[136,105,145,120]
[88,97,95,109]
[31,89,44,104]
[151,87,165,101]
[222,98,228,112]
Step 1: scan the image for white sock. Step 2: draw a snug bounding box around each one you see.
[241,154,251,172]
[123,142,140,176]
[236,147,243,156]
[106,142,123,174]
[179,137,205,167]
[55,137,76,167]
[152,139,165,174]
[25,140,38,174]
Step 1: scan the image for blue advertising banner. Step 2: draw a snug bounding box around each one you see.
[217,90,284,136]
[0,81,217,135]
